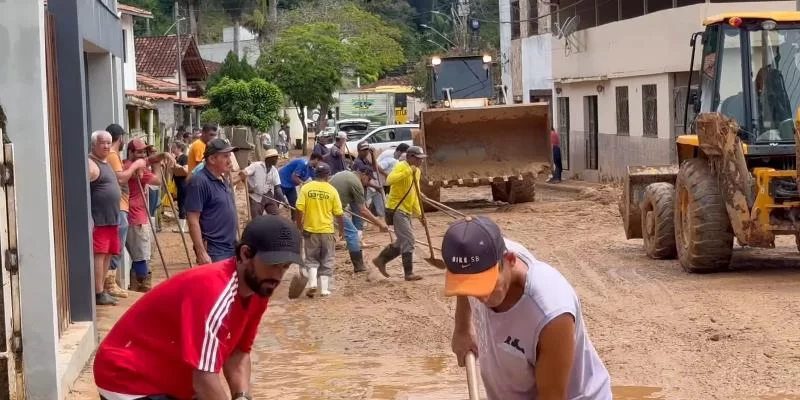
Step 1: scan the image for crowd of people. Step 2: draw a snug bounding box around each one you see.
[88,125,612,400]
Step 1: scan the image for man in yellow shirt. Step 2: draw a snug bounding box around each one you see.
[373,146,427,281]
[186,124,218,171]
[296,162,344,297]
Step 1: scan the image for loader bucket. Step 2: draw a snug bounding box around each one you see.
[418,103,551,183]
[622,165,679,239]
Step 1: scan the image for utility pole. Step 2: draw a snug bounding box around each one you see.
[456,0,470,53]
[174,1,183,100]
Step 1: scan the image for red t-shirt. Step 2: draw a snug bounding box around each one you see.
[550,130,561,147]
[93,259,269,399]
[124,160,156,225]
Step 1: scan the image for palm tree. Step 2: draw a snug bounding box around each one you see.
[243,0,277,45]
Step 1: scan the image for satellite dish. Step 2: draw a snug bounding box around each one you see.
[560,16,578,39]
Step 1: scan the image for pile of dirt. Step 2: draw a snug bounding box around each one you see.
[576,185,621,205]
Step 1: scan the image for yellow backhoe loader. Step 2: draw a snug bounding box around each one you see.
[622,12,800,272]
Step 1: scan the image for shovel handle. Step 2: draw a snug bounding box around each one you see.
[412,172,436,257]
[466,352,480,400]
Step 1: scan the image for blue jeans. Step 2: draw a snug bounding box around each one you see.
[552,146,563,181]
[110,211,128,270]
[148,187,160,217]
[283,186,297,206]
[343,213,360,252]
[350,201,363,231]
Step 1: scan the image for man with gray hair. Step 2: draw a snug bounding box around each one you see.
[88,130,122,306]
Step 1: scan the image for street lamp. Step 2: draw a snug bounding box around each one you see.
[164,17,187,100]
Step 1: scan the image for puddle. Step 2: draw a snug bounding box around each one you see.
[613,386,664,400]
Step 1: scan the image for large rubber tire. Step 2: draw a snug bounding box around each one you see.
[674,158,734,272]
[491,177,536,204]
[641,183,677,259]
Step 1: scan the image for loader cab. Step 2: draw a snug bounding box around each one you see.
[690,14,800,156]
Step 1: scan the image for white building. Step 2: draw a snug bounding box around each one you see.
[500,0,555,105]
[198,26,260,64]
[547,0,796,181]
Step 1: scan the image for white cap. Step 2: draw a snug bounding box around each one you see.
[336,131,348,139]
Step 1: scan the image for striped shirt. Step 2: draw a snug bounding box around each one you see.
[93,258,269,399]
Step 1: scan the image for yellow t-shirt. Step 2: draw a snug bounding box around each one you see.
[386,161,421,216]
[107,149,129,212]
[296,180,343,234]
[187,139,206,172]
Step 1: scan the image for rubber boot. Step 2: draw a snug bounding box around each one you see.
[372,245,401,278]
[319,276,331,296]
[141,272,153,292]
[349,250,366,273]
[306,267,318,298]
[403,252,422,281]
[104,270,128,298]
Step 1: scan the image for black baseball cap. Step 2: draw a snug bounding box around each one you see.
[353,162,373,176]
[314,162,332,177]
[357,141,370,151]
[240,215,303,266]
[406,146,427,159]
[203,138,239,159]
[441,216,506,297]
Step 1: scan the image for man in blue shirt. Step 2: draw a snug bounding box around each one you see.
[184,139,240,264]
[279,153,322,221]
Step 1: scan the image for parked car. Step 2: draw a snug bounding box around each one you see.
[327,124,418,158]
[336,118,372,141]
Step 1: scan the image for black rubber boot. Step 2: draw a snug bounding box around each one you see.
[402,252,422,281]
[372,245,400,277]
[349,250,366,273]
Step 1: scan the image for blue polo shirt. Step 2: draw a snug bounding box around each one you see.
[184,167,238,260]
[279,158,313,189]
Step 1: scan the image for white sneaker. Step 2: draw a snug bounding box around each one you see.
[305,267,318,298]
[319,275,331,296]
[179,219,187,232]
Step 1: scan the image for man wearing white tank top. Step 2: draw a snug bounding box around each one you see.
[441,216,611,400]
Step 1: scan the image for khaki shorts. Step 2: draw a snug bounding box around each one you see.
[126,224,152,262]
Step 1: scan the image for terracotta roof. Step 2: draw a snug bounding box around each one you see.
[119,3,153,18]
[134,35,209,81]
[204,59,222,74]
[125,90,209,106]
[137,74,180,92]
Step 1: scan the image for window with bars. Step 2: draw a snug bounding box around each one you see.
[527,0,539,36]
[642,84,658,137]
[557,96,570,170]
[511,1,521,39]
[615,86,629,135]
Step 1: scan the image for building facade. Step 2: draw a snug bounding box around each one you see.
[550,0,795,181]
[503,0,797,181]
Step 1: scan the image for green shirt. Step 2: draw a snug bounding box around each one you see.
[330,171,365,208]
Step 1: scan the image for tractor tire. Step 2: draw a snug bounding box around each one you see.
[641,183,677,259]
[491,176,536,204]
[674,158,734,272]
[421,182,441,213]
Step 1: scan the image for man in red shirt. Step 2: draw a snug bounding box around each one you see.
[124,138,171,292]
[94,215,303,400]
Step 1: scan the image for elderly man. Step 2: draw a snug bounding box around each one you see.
[88,131,123,306]
[185,139,240,264]
[372,146,427,281]
[187,124,218,172]
[93,215,304,400]
[323,132,348,174]
[239,148,284,217]
[124,139,170,292]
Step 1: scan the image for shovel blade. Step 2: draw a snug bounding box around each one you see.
[288,271,308,299]
[425,257,448,270]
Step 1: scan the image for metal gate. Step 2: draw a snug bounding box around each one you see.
[45,11,71,336]
[0,138,25,399]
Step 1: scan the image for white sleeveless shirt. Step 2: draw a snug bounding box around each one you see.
[468,239,611,400]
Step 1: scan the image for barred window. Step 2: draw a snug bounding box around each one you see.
[642,84,658,137]
[615,86,629,135]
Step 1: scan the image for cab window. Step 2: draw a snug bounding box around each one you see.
[370,129,396,143]
[396,127,413,141]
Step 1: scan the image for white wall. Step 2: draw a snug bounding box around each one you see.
[498,0,512,95]
[551,1,794,80]
[121,14,137,91]
[556,74,672,139]
[521,33,553,97]
[86,52,117,131]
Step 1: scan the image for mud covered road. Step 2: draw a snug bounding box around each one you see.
[70,183,800,400]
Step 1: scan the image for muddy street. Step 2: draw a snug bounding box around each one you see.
[69,183,800,400]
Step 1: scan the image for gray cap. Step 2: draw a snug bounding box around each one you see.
[406,146,427,159]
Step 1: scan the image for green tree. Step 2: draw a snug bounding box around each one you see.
[200,108,222,125]
[206,51,257,91]
[205,76,283,132]
[258,22,346,154]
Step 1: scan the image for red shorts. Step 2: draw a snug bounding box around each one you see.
[93,225,121,255]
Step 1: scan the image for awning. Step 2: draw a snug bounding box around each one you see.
[125,95,156,110]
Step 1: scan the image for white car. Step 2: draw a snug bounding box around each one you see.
[327,124,418,158]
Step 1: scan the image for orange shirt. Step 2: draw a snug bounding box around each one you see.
[107,149,129,212]
[187,139,206,172]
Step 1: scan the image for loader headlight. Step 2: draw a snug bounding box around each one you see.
[431,56,442,66]
[762,20,777,30]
